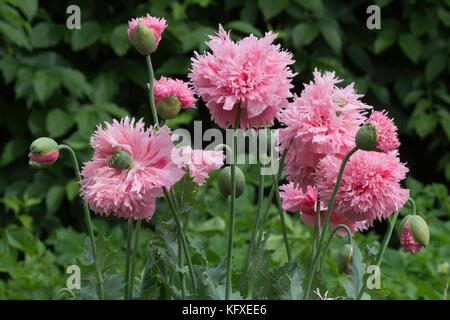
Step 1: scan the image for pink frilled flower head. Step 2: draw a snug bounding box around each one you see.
[315,150,410,226]
[127,14,167,50]
[279,183,367,235]
[279,69,370,188]
[189,25,296,130]
[366,110,400,152]
[150,76,197,109]
[174,146,225,186]
[400,220,422,254]
[80,117,184,220]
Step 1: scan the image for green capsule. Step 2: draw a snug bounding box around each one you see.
[408,215,430,247]
[108,148,134,170]
[218,166,246,198]
[337,243,353,274]
[157,95,182,120]
[355,122,378,151]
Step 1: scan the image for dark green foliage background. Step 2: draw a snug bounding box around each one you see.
[0,0,449,299]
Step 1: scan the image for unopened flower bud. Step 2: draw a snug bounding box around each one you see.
[131,22,157,55]
[408,215,429,247]
[107,148,134,170]
[355,122,378,151]
[399,215,429,254]
[157,94,182,120]
[337,243,353,274]
[218,166,246,198]
[28,137,59,168]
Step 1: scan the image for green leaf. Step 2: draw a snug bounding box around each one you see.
[45,185,65,214]
[66,179,80,202]
[425,52,447,83]
[46,108,75,138]
[369,82,390,105]
[0,138,28,167]
[398,34,422,64]
[374,30,397,54]
[95,103,129,118]
[33,70,60,103]
[295,0,324,16]
[0,21,30,49]
[346,46,373,74]
[319,20,341,54]
[155,56,190,77]
[258,0,289,21]
[27,111,47,137]
[226,21,262,37]
[109,24,130,57]
[5,226,37,255]
[30,22,61,48]
[437,108,450,141]
[197,216,226,236]
[103,274,124,300]
[63,131,90,150]
[438,7,450,27]
[16,0,38,21]
[165,112,195,128]
[71,21,101,51]
[58,67,93,99]
[414,113,439,139]
[343,244,368,299]
[291,23,318,48]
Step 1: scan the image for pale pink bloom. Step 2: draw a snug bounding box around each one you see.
[279,69,370,187]
[189,25,295,129]
[401,220,422,254]
[150,76,197,109]
[314,288,340,300]
[279,183,367,235]
[80,117,184,220]
[175,146,225,185]
[366,110,400,153]
[127,14,167,50]
[315,150,410,226]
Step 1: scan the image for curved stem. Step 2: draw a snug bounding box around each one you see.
[408,197,416,215]
[303,146,359,300]
[129,219,141,299]
[145,55,159,129]
[225,105,241,300]
[163,187,197,294]
[318,224,353,276]
[311,198,321,257]
[58,144,104,300]
[272,174,292,261]
[239,162,264,294]
[178,234,187,299]
[124,219,133,300]
[356,210,400,299]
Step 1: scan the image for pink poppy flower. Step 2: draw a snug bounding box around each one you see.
[279,69,370,188]
[279,183,367,235]
[174,146,225,185]
[315,150,410,226]
[127,14,167,50]
[189,25,295,129]
[80,117,184,220]
[366,110,400,153]
[149,76,197,109]
[400,220,422,254]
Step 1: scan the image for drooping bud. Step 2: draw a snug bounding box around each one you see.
[131,22,156,55]
[337,243,353,274]
[399,215,429,254]
[218,166,246,198]
[355,122,378,151]
[107,148,134,170]
[157,94,182,120]
[28,137,59,168]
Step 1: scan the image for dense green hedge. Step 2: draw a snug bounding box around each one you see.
[0,0,449,299]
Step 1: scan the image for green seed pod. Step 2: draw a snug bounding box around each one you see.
[218,166,246,198]
[408,215,430,247]
[132,22,156,55]
[107,148,134,170]
[157,94,182,120]
[355,122,378,151]
[337,243,353,274]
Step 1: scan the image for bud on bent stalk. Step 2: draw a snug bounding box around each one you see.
[337,243,353,274]
[107,148,135,170]
[28,137,59,168]
[132,22,157,55]
[157,94,182,120]
[218,166,246,198]
[408,215,430,247]
[355,122,378,151]
[399,215,429,254]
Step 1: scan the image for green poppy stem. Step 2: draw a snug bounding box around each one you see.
[129,219,141,299]
[58,144,104,300]
[318,224,353,277]
[124,219,133,300]
[272,174,292,261]
[145,54,159,128]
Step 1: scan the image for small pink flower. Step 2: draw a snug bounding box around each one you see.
[279,183,367,235]
[314,288,340,300]
[279,69,370,188]
[127,14,167,50]
[315,150,410,226]
[150,76,197,109]
[80,117,184,220]
[366,110,400,153]
[401,220,422,254]
[189,25,295,129]
[174,146,225,185]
